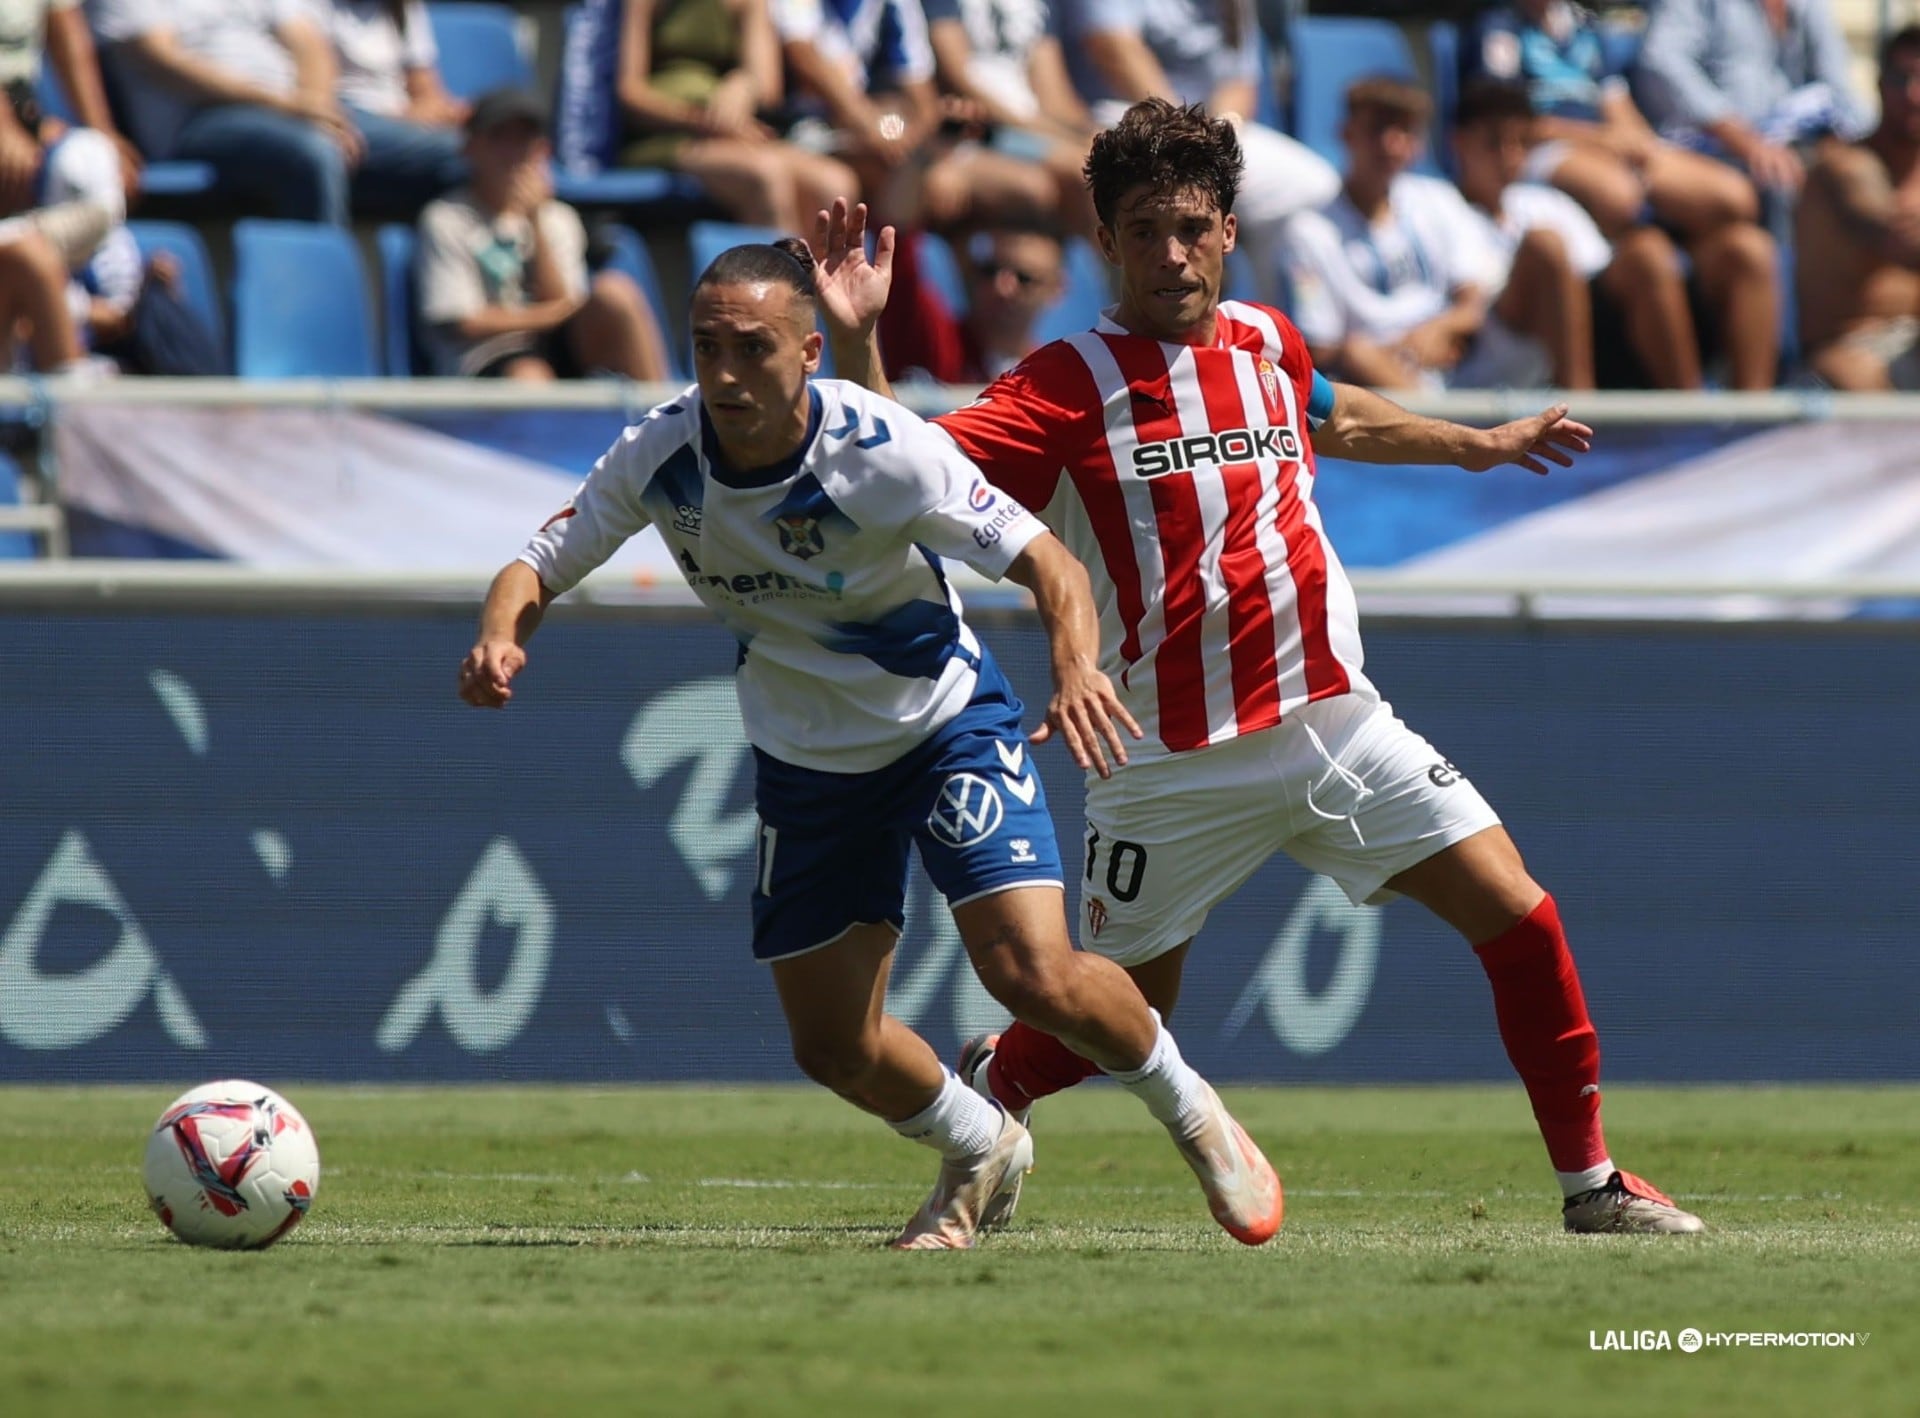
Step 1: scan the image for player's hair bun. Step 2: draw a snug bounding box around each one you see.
[771,236,817,274]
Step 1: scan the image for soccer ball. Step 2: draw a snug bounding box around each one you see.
[142,1080,321,1250]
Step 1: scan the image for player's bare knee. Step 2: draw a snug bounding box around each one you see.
[789,1031,882,1093]
[588,269,641,312]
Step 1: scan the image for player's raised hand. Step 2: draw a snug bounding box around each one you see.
[458,638,527,708]
[809,198,895,337]
[1032,664,1144,779]
[1463,404,1595,476]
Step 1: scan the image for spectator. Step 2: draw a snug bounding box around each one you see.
[93,0,365,226]
[1635,0,1867,195]
[1,0,141,201]
[1057,0,1338,300]
[877,224,1065,382]
[1279,76,1589,390]
[773,0,1060,231]
[416,89,671,382]
[616,0,857,231]
[1452,78,1704,389]
[0,223,92,371]
[1798,26,1920,390]
[923,0,1099,231]
[1462,1,1759,241]
[312,0,469,216]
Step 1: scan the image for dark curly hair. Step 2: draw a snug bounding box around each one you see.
[1084,99,1244,229]
[694,237,817,303]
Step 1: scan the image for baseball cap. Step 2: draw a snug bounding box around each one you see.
[466,88,549,138]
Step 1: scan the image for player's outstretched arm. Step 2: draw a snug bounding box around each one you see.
[810,197,899,400]
[1311,381,1594,475]
[458,560,554,708]
[1004,534,1143,778]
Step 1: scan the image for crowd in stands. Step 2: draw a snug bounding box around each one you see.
[2,0,1918,394]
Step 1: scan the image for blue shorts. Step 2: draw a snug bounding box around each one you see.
[749,659,1066,961]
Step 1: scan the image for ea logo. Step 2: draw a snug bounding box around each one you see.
[1677,1328,1703,1354]
[927,773,1004,846]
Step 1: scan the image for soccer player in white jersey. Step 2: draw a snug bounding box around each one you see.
[813,99,1706,1234]
[458,237,1284,1249]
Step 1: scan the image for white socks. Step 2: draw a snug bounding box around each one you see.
[891,1068,1004,1161]
[1106,1012,1210,1131]
[1559,1161,1616,1198]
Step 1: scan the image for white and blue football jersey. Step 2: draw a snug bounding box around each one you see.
[519,379,1047,772]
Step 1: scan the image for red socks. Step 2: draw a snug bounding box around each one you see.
[985,1022,1103,1111]
[1473,894,1609,1173]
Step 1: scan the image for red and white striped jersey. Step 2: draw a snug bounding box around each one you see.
[932,300,1370,758]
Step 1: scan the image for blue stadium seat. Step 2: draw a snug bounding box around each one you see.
[127,220,225,362]
[427,2,535,101]
[1033,239,1114,347]
[376,223,421,377]
[231,220,377,378]
[1287,16,1433,172]
[595,223,687,380]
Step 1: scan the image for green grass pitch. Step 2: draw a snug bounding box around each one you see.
[2,1084,1915,1417]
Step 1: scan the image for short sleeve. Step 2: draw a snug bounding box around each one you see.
[769,0,824,44]
[903,445,1047,581]
[930,346,1082,508]
[92,0,156,41]
[518,424,659,594]
[403,0,438,68]
[415,201,486,324]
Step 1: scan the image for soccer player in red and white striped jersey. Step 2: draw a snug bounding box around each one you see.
[814,99,1702,1234]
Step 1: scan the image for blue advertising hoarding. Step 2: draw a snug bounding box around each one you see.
[3,603,1915,1083]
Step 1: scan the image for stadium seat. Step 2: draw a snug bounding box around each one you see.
[1287,16,1436,173]
[127,220,226,365]
[231,220,378,379]
[427,2,535,101]
[595,223,687,380]
[375,223,422,377]
[1033,239,1115,347]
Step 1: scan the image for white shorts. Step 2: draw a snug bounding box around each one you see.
[1077,693,1502,966]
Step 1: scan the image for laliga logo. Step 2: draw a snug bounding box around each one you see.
[927,773,1005,846]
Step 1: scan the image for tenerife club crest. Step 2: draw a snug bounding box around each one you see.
[774,513,825,560]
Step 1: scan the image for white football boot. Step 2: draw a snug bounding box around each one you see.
[890,1105,1034,1250]
[957,1033,1029,1229]
[1562,1171,1706,1234]
[1167,1081,1285,1246]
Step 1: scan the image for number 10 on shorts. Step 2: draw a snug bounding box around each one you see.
[1084,826,1147,903]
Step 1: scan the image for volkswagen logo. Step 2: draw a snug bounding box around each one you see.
[926,773,1004,846]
